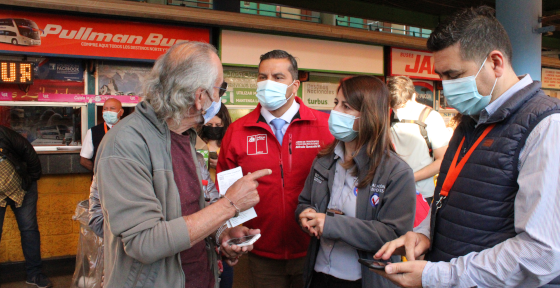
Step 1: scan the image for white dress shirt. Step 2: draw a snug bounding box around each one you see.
[416,75,560,287]
[260,99,300,137]
[80,123,113,159]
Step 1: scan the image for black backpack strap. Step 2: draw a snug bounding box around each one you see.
[417,106,433,158]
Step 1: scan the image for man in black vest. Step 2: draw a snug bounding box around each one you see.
[80,98,123,171]
[373,6,560,288]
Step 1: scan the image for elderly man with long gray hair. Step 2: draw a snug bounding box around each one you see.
[95,41,271,288]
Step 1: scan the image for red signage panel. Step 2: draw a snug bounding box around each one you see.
[390,47,441,81]
[0,9,210,60]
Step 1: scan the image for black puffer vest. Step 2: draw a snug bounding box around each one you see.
[91,122,108,164]
[426,81,560,285]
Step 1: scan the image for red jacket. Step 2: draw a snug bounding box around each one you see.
[217,97,334,260]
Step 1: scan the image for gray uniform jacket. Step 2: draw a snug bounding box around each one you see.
[295,147,416,288]
[94,102,218,288]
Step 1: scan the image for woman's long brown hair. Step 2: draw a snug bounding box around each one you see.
[318,76,395,188]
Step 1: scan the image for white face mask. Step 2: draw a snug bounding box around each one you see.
[256,80,295,111]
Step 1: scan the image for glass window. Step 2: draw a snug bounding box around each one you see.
[0,105,83,147]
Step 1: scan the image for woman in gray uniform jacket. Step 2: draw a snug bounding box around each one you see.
[296,76,416,288]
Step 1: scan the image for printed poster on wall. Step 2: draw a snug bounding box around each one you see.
[97,62,153,96]
[222,70,259,106]
[542,68,560,90]
[35,58,84,81]
[302,82,338,109]
[390,48,440,81]
[413,80,434,108]
[0,9,210,60]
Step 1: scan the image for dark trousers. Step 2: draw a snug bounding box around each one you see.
[220,261,233,288]
[0,181,42,278]
[311,272,362,288]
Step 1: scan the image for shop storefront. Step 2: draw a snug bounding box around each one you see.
[0,7,210,264]
[219,29,384,118]
[389,47,457,125]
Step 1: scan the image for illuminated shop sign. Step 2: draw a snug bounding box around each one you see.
[0,61,33,84]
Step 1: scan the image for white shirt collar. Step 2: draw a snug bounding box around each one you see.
[106,123,114,129]
[484,74,533,117]
[260,99,300,125]
[334,141,345,160]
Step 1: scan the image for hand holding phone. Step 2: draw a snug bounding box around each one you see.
[209,151,218,159]
[358,258,390,270]
[226,234,261,247]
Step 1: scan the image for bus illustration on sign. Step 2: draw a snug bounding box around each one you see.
[0,18,41,46]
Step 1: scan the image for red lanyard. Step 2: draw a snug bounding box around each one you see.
[438,124,495,203]
[104,122,108,133]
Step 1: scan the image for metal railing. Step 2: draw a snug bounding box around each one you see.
[336,19,431,38]
[240,6,321,23]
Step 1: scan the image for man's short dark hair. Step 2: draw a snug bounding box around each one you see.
[259,50,298,81]
[427,6,513,64]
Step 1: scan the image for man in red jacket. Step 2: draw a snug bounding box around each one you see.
[217,50,333,288]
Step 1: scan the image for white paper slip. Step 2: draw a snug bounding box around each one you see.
[226,208,257,228]
[217,166,243,196]
[217,166,258,227]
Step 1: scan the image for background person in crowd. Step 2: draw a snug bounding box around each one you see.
[0,125,51,288]
[217,50,334,288]
[198,104,232,181]
[79,98,123,171]
[388,76,451,203]
[373,6,560,288]
[197,104,234,288]
[296,75,416,288]
[96,41,271,288]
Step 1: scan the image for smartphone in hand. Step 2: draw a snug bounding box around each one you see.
[358,258,390,270]
[226,234,261,247]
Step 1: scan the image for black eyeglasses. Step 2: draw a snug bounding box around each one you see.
[214,82,228,97]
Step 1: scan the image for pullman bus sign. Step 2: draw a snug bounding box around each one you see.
[0,9,210,60]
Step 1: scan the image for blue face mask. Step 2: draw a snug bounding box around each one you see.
[202,91,221,124]
[328,110,359,142]
[256,80,295,111]
[442,58,498,116]
[103,111,120,125]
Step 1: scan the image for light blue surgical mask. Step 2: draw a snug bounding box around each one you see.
[202,91,221,124]
[256,80,295,111]
[328,110,359,142]
[442,58,498,116]
[103,111,120,125]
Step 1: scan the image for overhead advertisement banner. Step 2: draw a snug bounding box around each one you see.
[0,9,210,60]
[390,47,440,81]
[542,68,560,89]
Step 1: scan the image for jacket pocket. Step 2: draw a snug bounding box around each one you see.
[124,259,162,288]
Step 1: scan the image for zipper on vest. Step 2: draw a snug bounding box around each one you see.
[288,134,293,172]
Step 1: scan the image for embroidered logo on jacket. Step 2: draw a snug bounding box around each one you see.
[370,193,380,207]
[247,134,268,155]
[314,173,325,184]
[295,140,321,149]
[370,183,386,193]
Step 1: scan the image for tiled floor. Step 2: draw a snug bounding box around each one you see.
[1,274,73,288]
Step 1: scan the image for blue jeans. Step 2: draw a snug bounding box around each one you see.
[220,261,233,288]
[0,181,42,278]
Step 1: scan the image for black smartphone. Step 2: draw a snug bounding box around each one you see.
[209,151,218,159]
[358,258,390,270]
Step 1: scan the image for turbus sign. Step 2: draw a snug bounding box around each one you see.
[390,47,440,81]
[0,9,210,60]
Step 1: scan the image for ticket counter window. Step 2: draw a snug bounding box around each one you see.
[0,104,84,147]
